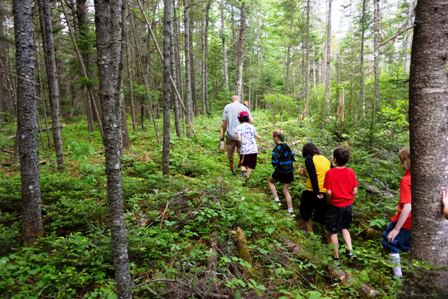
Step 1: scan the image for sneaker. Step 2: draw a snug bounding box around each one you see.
[274,199,281,206]
[287,212,296,218]
[346,250,356,260]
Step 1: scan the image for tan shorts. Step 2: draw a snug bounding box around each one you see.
[225,138,240,162]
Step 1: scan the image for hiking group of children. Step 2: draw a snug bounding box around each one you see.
[220,96,448,278]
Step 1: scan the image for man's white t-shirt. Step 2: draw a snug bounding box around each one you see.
[234,123,258,155]
[222,102,252,140]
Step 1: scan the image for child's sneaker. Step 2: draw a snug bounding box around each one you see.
[287,212,296,218]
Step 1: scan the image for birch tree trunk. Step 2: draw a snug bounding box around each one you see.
[184,0,194,138]
[235,2,247,98]
[13,0,44,245]
[38,0,64,170]
[324,0,332,118]
[93,0,132,297]
[403,0,448,296]
[373,0,380,110]
[162,0,173,175]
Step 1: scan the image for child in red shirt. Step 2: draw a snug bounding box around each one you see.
[323,147,358,260]
[381,147,411,278]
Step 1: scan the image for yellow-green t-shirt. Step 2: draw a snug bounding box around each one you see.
[306,154,331,193]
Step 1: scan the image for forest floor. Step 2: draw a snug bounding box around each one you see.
[0,111,406,298]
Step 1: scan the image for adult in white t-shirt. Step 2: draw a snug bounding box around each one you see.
[220,95,252,174]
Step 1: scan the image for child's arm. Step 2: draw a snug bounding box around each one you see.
[387,203,411,242]
[326,190,332,202]
[236,133,242,142]
[442,189,448,220]
[353,187,358,196]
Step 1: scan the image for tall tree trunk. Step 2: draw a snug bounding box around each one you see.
[162,0,173,175]
[403,0,414,74]
[76,0,95,132]
[403,0,448,296]
[359,0,367,116]
[201,0,211,115]
[93,0,132,297]
[13,0,44,245]
[235,2,247,98]
[324,0,332,118]
[38,0,64,170]
[0,2,12,123]
[373,0,380,111]
[171,1,181,136]
[220,0,228,90]
[184,0,194,138]
[303,0,311,117]
[189,15,197,116]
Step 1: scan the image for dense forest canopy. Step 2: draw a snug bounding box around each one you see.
[1,0,447,298]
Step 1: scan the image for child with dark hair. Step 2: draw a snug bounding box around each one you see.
[323,147,358,260]
[268,130,295,217]
[299,143,332,232]
[381,147,412,278]
[234,111,261,181]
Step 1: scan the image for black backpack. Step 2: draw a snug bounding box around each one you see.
[275,144,295,172]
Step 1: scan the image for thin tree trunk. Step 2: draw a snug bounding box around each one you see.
[201,0,211,115]
[162,0,173,175]
[13,0,44,245]
[403,0,448,296]
[403,0,414,74]
[93,0,132,297]
[171,1,181,136]
[184,0,194,138]
[373,0,380,111]
[359,0,367,116]
[303,0,311,117]
[38,0,64,170]
[125,34,136,131]
[220,0,228,90]
[0,2,12,122]
[324,0,332,118]
[189,14,198,116]
[235,2,247,98]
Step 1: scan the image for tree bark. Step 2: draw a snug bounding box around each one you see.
[324,0,332,118]
[303,0,311,117]
[93,0,132,297]
[38,0,64,170]
[403,0,448,296]
[220,0,228,90]
[184,0,194,138]
[162,0,173,175]
[13,0,44,245]
[201,0,211,115]
[235,2,247,98]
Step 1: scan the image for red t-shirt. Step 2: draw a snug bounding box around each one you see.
[391,170,412,229]
[324,167,358,207]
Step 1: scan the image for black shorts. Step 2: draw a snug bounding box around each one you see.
[324,204,353,234]
[272,171,294,184]
[299,190,327,223]
[239,153,257,169]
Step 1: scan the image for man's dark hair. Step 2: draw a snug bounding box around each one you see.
[333,147,349,166]
[302,143,320,158]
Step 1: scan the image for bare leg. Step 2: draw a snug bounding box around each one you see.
[268,176,278,198]
[341,229,352,251]
[245,167,252,179]
[328,233,339,258]
[283,184,293,211]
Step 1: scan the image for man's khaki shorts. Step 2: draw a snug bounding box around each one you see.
[225,138,240,161]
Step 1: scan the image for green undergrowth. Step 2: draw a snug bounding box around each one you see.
[0,111,406,298]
